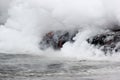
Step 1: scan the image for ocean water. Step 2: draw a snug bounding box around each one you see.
[0,53,120,80]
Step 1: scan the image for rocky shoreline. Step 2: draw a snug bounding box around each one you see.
[39,30,78,50]
[39,29,120,55]
[87,30,120,55]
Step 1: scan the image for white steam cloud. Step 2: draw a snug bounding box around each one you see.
[0,0,120,59]
[0,0,12,24]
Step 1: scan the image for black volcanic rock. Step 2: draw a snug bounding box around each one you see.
[87,30,120,55]
[39,30,78,50]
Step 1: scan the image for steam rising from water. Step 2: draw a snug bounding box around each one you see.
[0,0,120,59]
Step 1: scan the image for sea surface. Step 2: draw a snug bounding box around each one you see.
[0,53,120,80]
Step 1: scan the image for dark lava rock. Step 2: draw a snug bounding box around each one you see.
[87,30,120,55]
[39,30,78,50]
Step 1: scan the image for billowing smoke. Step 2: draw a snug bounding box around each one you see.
[0,0,120,59]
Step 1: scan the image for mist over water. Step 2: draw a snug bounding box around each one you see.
[0,0,120,60]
